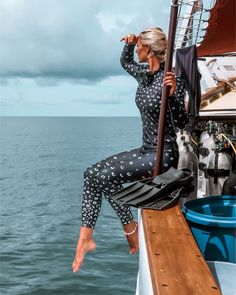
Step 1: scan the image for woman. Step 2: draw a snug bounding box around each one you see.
[72,27,188,273]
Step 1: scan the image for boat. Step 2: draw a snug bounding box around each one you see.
[135,1,236,294]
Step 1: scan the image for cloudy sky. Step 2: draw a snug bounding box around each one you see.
[0,0,171,116]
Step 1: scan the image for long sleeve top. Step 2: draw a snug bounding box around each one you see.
[120,43,188,150]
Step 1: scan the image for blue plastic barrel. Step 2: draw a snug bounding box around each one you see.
[182,195,236,263]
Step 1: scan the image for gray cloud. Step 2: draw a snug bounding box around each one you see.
[0,0,169,83]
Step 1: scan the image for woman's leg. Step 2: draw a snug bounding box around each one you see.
[72,144,178,272]
[72,227,96,273]
[80,148,141,228]
[72,148,151,272]
[81,147,158,228]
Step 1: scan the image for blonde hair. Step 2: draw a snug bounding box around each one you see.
[139,27,167,62]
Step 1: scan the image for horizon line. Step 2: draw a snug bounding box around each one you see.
[0,115,140,118]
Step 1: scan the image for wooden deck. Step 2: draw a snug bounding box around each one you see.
[142,206,222,295]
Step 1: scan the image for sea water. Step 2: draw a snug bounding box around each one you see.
[0,117,142,295]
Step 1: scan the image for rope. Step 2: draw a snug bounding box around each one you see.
[190,135,198,146]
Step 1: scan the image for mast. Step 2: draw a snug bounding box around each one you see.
[153,0,179,176]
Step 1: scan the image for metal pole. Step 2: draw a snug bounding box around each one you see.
[153,0,179,176]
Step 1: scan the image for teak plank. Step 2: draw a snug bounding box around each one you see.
[142,206,222,295]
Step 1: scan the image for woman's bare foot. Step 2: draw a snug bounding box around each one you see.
[72,238,96,272]
[123,221,139,254]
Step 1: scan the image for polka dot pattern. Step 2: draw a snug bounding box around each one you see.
[80,43,188,229]
[120,43,188,148]
[81,145,178,229]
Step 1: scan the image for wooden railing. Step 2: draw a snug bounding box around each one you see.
[142,206,222,295]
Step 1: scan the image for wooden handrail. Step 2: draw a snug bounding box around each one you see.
[142,206,222,295]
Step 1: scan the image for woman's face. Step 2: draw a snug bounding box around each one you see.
[135,38,149,63]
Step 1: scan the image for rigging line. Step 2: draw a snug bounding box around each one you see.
[175,32,205,37]
[176,27,206,34]
[175,34,206,42]
[178,0,203,3]
[175,33,206,41]
[176,25,207,33]
[177,14,209,21]
[176,22,208,31]
[177,21,208,28]
[179,1,210,11]
[210,0,217,9]
[195,4,203,43]
[176,23,208,33]
[178,11,210,18]
[177,20,207,30]
[177,0,183,19]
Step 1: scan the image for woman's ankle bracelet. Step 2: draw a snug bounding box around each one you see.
[123,221,138,236]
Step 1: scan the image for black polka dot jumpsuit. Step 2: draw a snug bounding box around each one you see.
[81,43,188,229]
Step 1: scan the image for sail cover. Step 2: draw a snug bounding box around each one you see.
[197,0,236,56]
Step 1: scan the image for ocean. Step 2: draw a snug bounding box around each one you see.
[0,117,142,295]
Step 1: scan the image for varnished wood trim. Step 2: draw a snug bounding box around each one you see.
[201,76,236,103]
[142,206,222,295]
[196,114,236,121]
